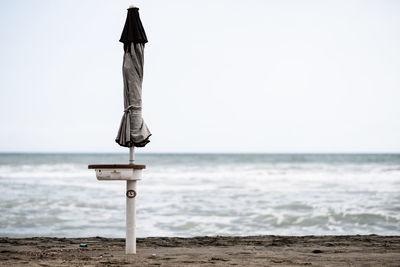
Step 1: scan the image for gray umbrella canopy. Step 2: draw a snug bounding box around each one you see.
[116,8,151,148]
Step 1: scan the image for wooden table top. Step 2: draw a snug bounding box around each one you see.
[88,164,146,170]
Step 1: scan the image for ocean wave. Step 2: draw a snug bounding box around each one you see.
[0,153,399,237]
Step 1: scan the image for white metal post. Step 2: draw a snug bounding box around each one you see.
[126,146,136,254]
[129,147,135,164]
[126,179,137,254]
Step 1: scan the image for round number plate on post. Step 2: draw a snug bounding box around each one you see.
[126,190,136,198]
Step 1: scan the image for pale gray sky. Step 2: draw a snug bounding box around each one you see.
[0,0,399,153]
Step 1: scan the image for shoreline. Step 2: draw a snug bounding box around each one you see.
[1,235,399,266]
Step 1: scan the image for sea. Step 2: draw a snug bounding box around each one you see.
[0,153,399,238]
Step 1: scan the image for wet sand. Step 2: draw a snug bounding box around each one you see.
[1,235,399,266]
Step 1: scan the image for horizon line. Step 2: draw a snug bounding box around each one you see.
[0,151,399,155]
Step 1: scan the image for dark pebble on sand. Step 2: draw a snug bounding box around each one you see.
[312,249,323,253]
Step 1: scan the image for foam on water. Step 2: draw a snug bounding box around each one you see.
[0,153,399,237]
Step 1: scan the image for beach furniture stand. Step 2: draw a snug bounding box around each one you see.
[88,147,144,254]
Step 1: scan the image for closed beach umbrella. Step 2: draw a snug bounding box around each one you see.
[116,7,151,148]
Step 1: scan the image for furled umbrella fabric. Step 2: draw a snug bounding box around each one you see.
[116,7,151,148]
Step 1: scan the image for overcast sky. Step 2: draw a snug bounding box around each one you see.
[0,0,399,153]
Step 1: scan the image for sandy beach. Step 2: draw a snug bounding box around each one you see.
[1,235,399,266]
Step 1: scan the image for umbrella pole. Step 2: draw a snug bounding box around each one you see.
[126,146,136,254]
[129,146,135,164]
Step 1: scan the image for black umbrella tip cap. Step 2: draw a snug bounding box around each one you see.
[119,7,148,45]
